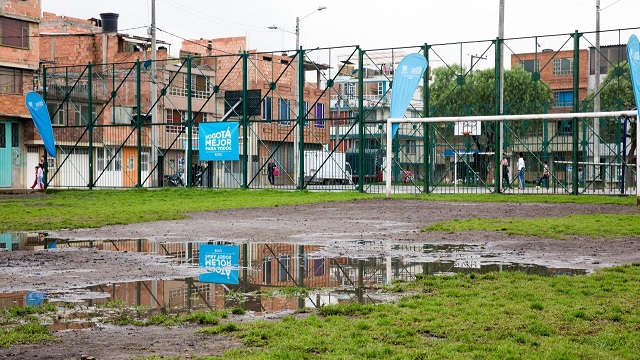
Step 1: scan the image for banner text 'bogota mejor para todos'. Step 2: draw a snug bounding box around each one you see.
[198,122,239,161]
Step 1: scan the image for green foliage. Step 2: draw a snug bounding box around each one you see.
[429,64,553,152]
[183,311,220,325]
[197,322,242,335]
[0,323,55,348]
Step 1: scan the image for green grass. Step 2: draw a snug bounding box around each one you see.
[0,304,57,348]
[197,264,640,359]
[2,189,636,233]
[0,188,381,232]
[423,213,640,239]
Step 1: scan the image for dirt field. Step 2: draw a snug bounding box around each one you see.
[1,199,639,359]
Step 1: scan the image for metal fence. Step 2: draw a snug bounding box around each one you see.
[40,27,639,195]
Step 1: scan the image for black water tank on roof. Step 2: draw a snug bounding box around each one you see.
[100,13,119,33]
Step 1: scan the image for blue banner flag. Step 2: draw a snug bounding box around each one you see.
[389,53,428,137]
[198,122,239,161]
[25,92,56,157]
[627,35,640,112]
[26,291,46,306]
[198,244,240,284]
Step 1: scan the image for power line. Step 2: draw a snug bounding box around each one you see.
[155,27,235,55]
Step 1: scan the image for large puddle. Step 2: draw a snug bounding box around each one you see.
[1,232,587,324]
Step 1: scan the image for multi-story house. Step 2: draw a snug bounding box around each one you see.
[0,0,41,189]
[179,37,331,187]
[329,52,424,183]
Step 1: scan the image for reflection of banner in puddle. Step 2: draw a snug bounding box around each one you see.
[26,291,46,306]
[198,244,239,284]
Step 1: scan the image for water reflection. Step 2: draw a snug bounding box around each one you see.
[0,236,587,318]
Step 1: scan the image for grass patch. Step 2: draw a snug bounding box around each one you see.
[423,213,640,239]
[0,189,381,232]
[2,189,635,232]
[215,264,640,359]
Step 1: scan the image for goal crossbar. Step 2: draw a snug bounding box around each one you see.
[385,110,640,200]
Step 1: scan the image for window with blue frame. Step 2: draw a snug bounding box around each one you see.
[314,103,325,128]
[278,98,290,125]
[554,91,573,108]
[263,97,272,123]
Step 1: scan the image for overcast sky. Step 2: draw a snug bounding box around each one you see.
[42,0,639,61]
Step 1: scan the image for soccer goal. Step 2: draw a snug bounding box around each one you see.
[385,110,639,201]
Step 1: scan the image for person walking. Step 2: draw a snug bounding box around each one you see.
[267,160,276,185]
[501,153,510,189]
[517,153,526,189]
[31,155,45,189]
[36,165,44,189]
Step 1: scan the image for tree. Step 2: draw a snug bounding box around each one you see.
[429,64,553,153]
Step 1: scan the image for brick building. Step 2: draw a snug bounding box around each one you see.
[0,0,41,188]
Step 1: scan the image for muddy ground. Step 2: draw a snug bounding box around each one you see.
[1,199,639,359]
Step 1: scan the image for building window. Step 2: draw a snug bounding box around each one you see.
[520,59,539,73]
[0,67,23,94]
[263,97,272,122]
[73,104,97,126]
[277,255,290,282]
[96,147,122,171]
[262,257,272,284]
[140,151,149,172]
[47,103,65,126]
[554,91,573,108]
[346,83,355,96]
[314,103,325,129]
[405,140,416,155]
[11,123,18,147]
[312,258,325,276]
[0,17,29,48]
[0,123,5,148]
[278,98,290,126]
[552,58,573,75]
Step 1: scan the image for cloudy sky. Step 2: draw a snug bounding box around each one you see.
[42,0,639,59]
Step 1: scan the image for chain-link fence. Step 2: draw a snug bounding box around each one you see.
[39,28,638,195]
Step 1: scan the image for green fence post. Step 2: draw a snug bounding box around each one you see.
[423,44,431,193]
[242,51,249,189]
[297,244,305,309]
[572,31,582,195]
[298,47,305,190]
[42,65,49,187]
[88,63,94,189]
[242,243,248,292]
[494,37,502,193]
[187,56,193,188]
[136,60,143,188]
[357,47,365,192]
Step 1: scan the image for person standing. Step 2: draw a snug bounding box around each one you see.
[267,160,276,185]
[31,155,45,189]
[501,153,510,189]
[537,161,550,189]
[36,165,44,189]
[517,152,526,189]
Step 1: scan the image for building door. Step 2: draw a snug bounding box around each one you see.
[0,122,14,187]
